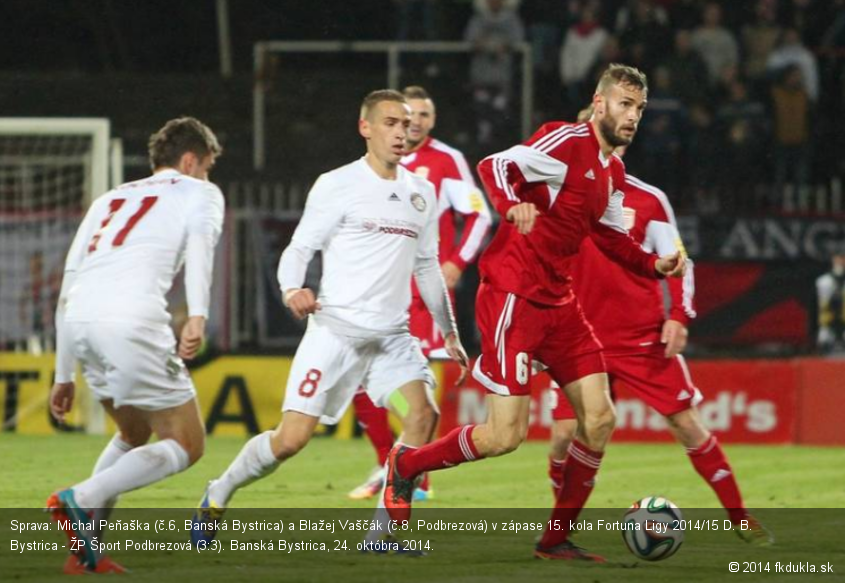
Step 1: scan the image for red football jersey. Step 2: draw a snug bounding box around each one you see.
[476,121,658,306]
[401,137,491,273]
[571,173,697,351]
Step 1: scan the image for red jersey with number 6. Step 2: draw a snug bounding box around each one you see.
[476,121,659,306]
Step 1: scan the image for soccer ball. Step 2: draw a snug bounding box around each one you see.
[622,496,684,561]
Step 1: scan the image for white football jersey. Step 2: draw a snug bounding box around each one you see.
[278,158,438,338]
[63,169,224,325]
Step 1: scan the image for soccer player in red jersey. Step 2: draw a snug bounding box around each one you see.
[546,112,773,545]
[382,64,686,561]
[349,86,491,501]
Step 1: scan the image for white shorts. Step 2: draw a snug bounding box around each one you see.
[67,321,196,411]
[282,319,435,424]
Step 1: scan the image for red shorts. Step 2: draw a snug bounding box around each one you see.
[551,348,701,419]
[409,290,456,359]
[473,282,605,396]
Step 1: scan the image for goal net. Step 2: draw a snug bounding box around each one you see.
[0,119,112,433]
[0,119,110,352]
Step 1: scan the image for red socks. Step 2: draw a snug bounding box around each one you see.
[352,392,394,466]
[687,435,746,524]
[539,440,603,548]
[397,425,480,478]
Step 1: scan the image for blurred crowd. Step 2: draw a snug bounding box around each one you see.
[393,0,845,215]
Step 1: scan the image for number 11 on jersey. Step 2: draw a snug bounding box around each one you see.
[88,196,159,253]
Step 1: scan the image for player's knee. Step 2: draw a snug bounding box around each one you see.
[488,425,526,456]
[583,408,616,440]
[119,427,151,448]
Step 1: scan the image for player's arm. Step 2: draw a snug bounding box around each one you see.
[642,193,697,357]
[440,154,492,281]
[51,199,106,421]
[414,190,469,384]
[180,183,225,360]
[591,187,684,280]
[476,124,578,235]
[277,175,343,319]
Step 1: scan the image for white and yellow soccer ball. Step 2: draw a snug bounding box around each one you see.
[622,496,684,561]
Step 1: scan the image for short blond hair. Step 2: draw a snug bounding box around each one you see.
[360,89,407,120]
[402,85,432,101]
[577,105,594,122]
[595,64,648,95]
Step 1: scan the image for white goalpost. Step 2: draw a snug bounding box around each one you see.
[0,117,113,434]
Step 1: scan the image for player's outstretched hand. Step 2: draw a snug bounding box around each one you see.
[506,202,540,235]
[285,288,321,320]
[179,315,206,360]
[661,319,688,358]
[49,382,75,423]
[445,332,470,386]
[655,251,686,278]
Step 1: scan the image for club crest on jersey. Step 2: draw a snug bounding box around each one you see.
[410,192,426,212]
[623,207,636,230]
[415,166,430,180]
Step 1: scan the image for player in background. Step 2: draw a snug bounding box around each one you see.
[544,108,773,546]
[348,85,491,501]
[191,90,469,544]
[46,118,225,574]
[382,64,685,561]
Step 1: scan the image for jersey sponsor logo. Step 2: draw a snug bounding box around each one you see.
[363,220,378,232]
[410,192,427,212]
[623,207,636,230]
[584,169,595,180]
[378,226,418,239]
[414,166,430,180]
[388,193,400,202]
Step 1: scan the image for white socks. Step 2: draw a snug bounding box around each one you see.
[74,439,190,509]
[208,431,279,506]
[91,435,133,528]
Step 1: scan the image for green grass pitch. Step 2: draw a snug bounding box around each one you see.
[1,435,843,582]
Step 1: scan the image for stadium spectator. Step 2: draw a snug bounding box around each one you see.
[816,252,845,354]
[691,2,739,86]
[614,0,672,69]
[663,29,710,106]
[348,85,491,502]
[770,64,812,208]
[381,65,686,562]
[46,117,225,574]
[714,79,769,211]
[464,0,526,144]
[191,90,469,547]
[687,101,721,213]
[559,1,609,108]
[767,28,819,102]
[393,0,438,41]
[631,66,687,196]
[521,0,577,116]
[741,0,782,84]
[666,0,702,30]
